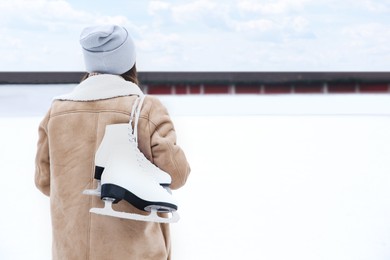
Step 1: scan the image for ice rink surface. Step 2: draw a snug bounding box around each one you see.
[1,85,390,259]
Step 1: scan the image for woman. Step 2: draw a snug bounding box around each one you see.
[34,24,190,259]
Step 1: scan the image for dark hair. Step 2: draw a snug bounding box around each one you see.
[121,63,139,85]
[81,63,139,85]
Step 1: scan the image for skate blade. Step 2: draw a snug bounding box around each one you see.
[82,188,101,196]
[82,182,101,196]
[90,200,180,223]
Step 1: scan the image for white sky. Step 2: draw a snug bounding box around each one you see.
[0,0,390,71]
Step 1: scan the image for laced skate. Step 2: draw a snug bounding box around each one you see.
[89,95,180,223]
[90,142,180,223]
[83,96,172,196]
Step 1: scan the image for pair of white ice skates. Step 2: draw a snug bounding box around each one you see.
[83,96,179,223]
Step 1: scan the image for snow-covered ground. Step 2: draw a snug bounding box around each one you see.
[1,85,390,260]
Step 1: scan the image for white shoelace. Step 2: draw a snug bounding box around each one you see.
[128,95,154,168]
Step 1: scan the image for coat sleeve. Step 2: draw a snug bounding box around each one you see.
[35,111,51,196]
[148,97,190,190]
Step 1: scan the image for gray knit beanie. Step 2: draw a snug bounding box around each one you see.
[80,25,136,75]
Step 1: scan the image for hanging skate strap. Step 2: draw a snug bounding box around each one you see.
[129,94,146,143]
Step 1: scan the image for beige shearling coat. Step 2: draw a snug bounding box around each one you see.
[34,74,190,260]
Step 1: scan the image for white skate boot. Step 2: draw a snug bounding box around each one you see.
[83,124,172,196]
[89,142,180,223]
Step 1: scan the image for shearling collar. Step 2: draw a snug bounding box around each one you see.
[54,74,144,101]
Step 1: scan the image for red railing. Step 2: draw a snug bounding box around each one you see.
[145,82,390,95]
[1,72,390,94]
